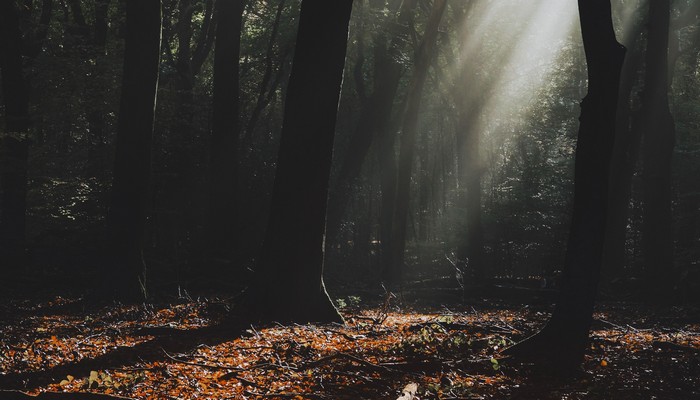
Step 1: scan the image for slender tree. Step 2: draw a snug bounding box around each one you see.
[504,0,626,369]
[602,7,646,285]
[105,0,162,301]
[453,2,485,288]
[325,0,409,250]
[208,0,245,263]
[0,0,31,273]
[239,0,354,323]
[639,0,675,299]
[386,0,447,284]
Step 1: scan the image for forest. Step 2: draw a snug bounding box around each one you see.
[1,0,699,398]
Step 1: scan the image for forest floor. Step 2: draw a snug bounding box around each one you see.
[1,291,699,400]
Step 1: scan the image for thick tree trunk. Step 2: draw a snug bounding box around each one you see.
[386,0,447,285]
[105,0,162,302]
[208,0,244,263]
[0,1,31,273]
[639,0,675,300]
[504,0,625,370]
[241,0,354,323]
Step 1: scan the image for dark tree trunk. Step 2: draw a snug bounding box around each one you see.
[386,0,447,285]
[504,0,625,370]
[105,0,162,302]
[86,0,112,177]
[208,0,244,263]
[602,15,645,285]
[639,0,675,300]
[455,106,485,287]
[240,0,354,323]
[0,1,31,273]
[94,0,111,48]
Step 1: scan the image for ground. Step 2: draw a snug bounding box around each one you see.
[1,293,699,399]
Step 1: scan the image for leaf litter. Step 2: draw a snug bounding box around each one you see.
[0,296,699,399]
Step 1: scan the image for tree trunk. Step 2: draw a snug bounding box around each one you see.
[105,0,162,302]
[85,0,112,177]
[504,0,625,370]
[639,0,676,300]
[0,1,31,273]
[602,9,646,285]
[208,0,244,263]
[240,0,354,324]
[386,0,447,285]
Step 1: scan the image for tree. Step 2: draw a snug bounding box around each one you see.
[208,0,245,263]
[452,1,485,288]
[239,0,354,323]
[639,0,675,299]
[105,0,162,301]
[324,0,409,249]
[386,0,447,284]
[504,0,626,370]
[602,3,646,285]
[0,0,31,273]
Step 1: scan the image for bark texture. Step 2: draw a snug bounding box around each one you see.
[242,0,354,323]
[504,0,625,370]
[106,0,162,301]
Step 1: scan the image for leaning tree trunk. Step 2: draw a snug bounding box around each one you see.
[105,0,162,302]
[240,0,354,324]
[0,1,31,274]
[208,0,244,264]
[639,0,675,300]
[504,0,625,370]
[387,0,447,285]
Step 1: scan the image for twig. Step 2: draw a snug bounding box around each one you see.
[323,327,361,341]
[160,348,258,386]
[302,352,391,372]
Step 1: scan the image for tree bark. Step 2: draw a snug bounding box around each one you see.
[386,0,447,285]
[639,0,676,300]
[0,0,31,273]
[504,0,625,370]
[105,0,162,302]
[240,0,354,323]
[208,0,244,263]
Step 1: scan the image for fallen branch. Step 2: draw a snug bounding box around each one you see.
[652,340,700,354]
[243,390,326,399]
